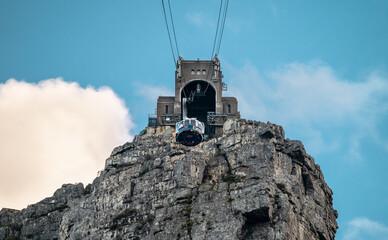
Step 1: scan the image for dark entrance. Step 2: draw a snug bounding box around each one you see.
[181,80,216,135]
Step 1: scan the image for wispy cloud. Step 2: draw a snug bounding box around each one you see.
[0,78,133,209]
[135,83,174,102]
[269,0,279,17]
[186,11,205,27]
[185,10,217,32]
[224,60,388,156]
[342,217,388,240]
[271,5,278,16]
[185,7,252,35]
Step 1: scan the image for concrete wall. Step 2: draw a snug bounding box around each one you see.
[156,96,175,125]
[222,97,240,118]
[174,59,223,115]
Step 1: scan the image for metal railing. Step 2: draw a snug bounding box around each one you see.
[148,114,157,127]
[159,114,181,126]
[207,112,227,126]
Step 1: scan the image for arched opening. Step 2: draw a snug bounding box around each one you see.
[181,80,216,135]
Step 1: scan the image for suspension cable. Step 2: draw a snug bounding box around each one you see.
[161,0,177,65]
[211,0,224,58]
[216,0,229,56]
[168,0,180,57]
[162,0,228,65]
[204,0,230,94]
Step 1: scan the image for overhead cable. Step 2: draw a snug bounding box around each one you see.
[161,0,178,65]
[216,0,229,56]
[205,0,230,94]
[168,0,180,57]
[211,0,224,59]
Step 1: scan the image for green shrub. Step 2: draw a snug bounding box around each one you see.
[83,184,92,195]
[5,235,20,240]
[147,214,155,223]
[4,222,22,232]
[177,199,192,205]
[183,206,192,217]
[223,174,242,184]
[54,204,69,212]
[277,183,286,191]
[122,199,132,204]
[113,208,136,222]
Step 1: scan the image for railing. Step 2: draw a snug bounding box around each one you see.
[222,82,228,91]
[207,112,238,126]
[156,112,236,127]
[148,114,157,127]
[160,114,181,126]
[207,112,227,126]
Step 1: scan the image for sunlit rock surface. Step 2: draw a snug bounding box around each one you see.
[0,119,338,240]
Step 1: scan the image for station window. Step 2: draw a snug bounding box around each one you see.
[191,69,195,74]
[228,104,231,114]
[165,105,169,114]
[202,70,206,75]
[197,70,201,75]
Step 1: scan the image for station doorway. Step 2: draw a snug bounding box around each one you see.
[181,80,216,135]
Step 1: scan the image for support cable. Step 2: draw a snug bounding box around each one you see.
[161,0,176,65]
[168,0,180,57]
[211,0,224,59]
[216,0,229,56]
[205,0,229,94]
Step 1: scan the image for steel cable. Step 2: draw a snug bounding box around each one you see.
[161,0,176,65]
[211,0,224,58]
[168,0,180,58]
[216,0,229,56]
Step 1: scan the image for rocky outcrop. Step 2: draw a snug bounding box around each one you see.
[0,119,338,240]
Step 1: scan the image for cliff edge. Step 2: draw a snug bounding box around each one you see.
[0,119,338,240]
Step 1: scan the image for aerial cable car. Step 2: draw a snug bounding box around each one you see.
[175,118,205,146]
[175,97,205,146]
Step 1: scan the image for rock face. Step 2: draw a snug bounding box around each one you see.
[0,119,338,240]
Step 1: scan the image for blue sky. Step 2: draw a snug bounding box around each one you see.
[1,1,388,239]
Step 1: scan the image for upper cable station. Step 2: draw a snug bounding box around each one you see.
[148,56,240,146]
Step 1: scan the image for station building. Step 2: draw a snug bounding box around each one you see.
[149,56,240,136]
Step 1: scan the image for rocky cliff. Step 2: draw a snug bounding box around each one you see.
[0,119,338,240]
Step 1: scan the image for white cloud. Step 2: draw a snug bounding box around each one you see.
[228,61,386,122]
[0,78,133,210]
[225,61,388,156]
[342,217,388,240]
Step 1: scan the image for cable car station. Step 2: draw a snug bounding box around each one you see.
[148,56,240,146]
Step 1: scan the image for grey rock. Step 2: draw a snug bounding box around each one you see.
[0,119,337,240]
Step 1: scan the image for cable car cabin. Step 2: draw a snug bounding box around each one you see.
[175,118,205,146]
